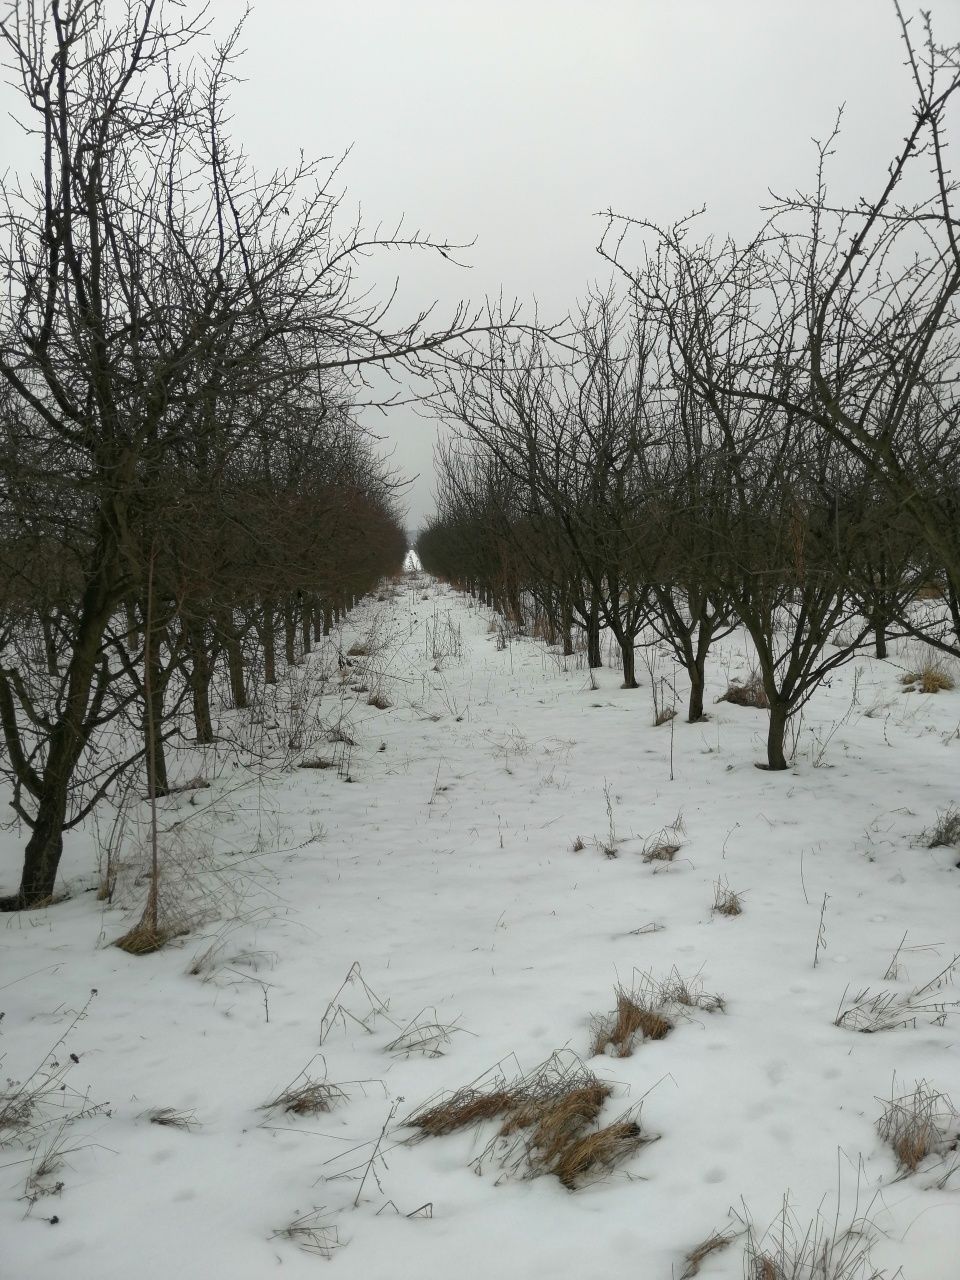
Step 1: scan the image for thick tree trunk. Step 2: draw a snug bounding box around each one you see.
[1,513,121,909]
[560,595,574,656]
[620,637,639,689]
[766,702,790,771]
[225,630,247,708]
[587,591,603,668]
[873,615,888,660]
[688,669,705,722]
[4,790,66,908]
[186,620,214,744]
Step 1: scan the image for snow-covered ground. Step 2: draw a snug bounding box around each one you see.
[2,576,958,1279]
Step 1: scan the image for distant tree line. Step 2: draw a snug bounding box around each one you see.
[0,0,500,909]
[418,10,960,771]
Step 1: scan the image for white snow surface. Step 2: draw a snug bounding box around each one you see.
[2,577,959,1279]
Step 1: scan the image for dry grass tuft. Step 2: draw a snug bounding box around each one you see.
[901,666,955,693]
[113,921,175,955]
[385,1009,466,1057]
[591,969,723,1059]
[367,691,392,710]
[876,1080,958,1173]
[743,1192,892,1280]
[145,1107,199,1129]
[549,1116,652,1189]
[262,1055,347,1117]
[640,814,685,864]
[835,955,959,1033]
[642,839,680,863]
[712,879,743,916]
[655,706,677,726]
[660,968,727,1013]
[406,1052,655,1189]
[408,1087,519,1137]
[571,835,585,852]
[347,641,371,657]
[298,757,335,770]
[680,1230,736,1279]
[272,1208,340,1258]
[899,642,957,693]
[925,805,960,849]
[591,984,673,1057]
[504,1080,611,1163]
[263,1078,346,1116]
[718,671,768,708]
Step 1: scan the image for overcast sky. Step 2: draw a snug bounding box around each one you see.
[6,1,959,535]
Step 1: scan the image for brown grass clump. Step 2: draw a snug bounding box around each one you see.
[503,1081,611,1154]
[679,1230,736,1279]
[642,840,680,863]
[549,1116,651,1189]
[901,666,955,693]
[114,922,173,955]
[571,835,585,852]
[298,757,335,770]
[406,1053,656,1189]
[347,641,371,657]
[655,706,677,726]
[876,1080,957,1173]
[712,880,743,916]
[408,1087,519,1137]
[591,986,673,1057]
[367,691,392,710]
[717,672,768,709]
[262,1070,347,1117]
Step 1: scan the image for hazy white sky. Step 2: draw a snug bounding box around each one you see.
[231,0,957,531]
[5,1,959,532]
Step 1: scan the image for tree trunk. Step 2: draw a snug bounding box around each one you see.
[873,615,888,660]
[283,598,297,665]
[688,668,705,722]
[620,637,638,689]
[145,635,168,797]
[225,631,247,708]
[261,606,277,685]
[587,591,602,668]
[4,789,66,908]
[301,596,312,657]
[766,702,790,771]
[186,619,214,744]
[322,601,332,636]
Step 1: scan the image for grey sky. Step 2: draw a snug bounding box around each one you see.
[233,0,956,533]
[5,2,957,534]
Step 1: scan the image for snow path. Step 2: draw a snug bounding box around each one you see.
[2,577,958,1278]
